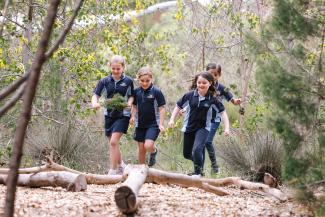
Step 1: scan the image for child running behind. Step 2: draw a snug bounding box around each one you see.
[168,72,230,177]
[130,66,166,167]
[92,55,134,175]
[204,63,241,174]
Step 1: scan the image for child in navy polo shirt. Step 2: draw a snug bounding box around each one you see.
[92,55,134,175]
[168,72,230,177]
[130,66,166,167]
[204,63,241,174]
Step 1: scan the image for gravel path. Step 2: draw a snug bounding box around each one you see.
[0,184,312,217]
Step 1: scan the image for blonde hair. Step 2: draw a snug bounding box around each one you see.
[137,66,153,79]
[109,55,125,66]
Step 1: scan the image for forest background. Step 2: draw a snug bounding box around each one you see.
[0,0,324,215]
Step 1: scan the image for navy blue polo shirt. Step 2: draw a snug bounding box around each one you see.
[213,82,233,122]
[93,74,134,118]
[177,90,225,132]
[133,84,166,128]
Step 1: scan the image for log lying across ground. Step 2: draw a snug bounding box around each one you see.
[115,165,148,214]
[0,162,287,201]
[0,171,87,192]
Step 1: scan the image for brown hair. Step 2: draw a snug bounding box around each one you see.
[137,66,153,79]
[110,55,125,67]
[206,63,221,75]
[190,72,216,95]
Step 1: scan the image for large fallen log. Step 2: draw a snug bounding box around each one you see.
[0,162,287,201]
[147,168,230,196]
[147,168,287,201]
[0,158,123,184]
[114,165,148,214]
[0,171,87,191]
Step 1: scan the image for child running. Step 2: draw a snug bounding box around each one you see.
[92,55,134,175]
[204,63,241,174]
[130,66,166,167]
[168,72,230,177]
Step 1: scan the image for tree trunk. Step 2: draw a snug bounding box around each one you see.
[0,171,87,192]
[114,165,148,214]
[4,1,61,216]
[0,0,10,37]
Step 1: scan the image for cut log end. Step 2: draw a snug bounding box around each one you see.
[67,174,87,192]
[115,185,137,213]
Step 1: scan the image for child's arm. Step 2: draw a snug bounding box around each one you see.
[168,106,181,128]
[220,111,230,135]
[91,95,101,109]
[159,106,166,132]
[127,96,134,107]
[130,105,137,125]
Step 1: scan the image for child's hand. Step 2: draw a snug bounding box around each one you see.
[92,102,101,109]
[232,98,241,105]
[159,124,165,133]
[224,129,230,136]
[168,120,174,128]
[130,116,135,125]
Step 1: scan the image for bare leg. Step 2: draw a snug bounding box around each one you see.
[138,142,146,164]
[109,132,123,169]
[144,139,155,153]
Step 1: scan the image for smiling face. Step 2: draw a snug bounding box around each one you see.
[110,61,124,79]
[196,75,211,96]
[139,74,152,90]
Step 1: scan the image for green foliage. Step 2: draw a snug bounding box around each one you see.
[100,94,128,111]
[247,0,324,212]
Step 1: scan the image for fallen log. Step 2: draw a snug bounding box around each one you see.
[114,165,148,214]
[0,158,123,185]
[147,169,286,201]
[147,168,230,196]
[0,171,87,192]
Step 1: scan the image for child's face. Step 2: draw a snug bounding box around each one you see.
[208,69,221,81]
[139,74,152,90]
[110,61,124,78]
[197,76,211,94]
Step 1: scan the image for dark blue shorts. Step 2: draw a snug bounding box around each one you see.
[104,116,130,137]
[133,127,160,142]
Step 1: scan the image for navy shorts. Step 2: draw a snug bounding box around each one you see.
[104,116,130,137]
[133,127,160,142]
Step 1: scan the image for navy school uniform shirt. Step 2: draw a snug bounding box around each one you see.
[93,74,134,118]
[213,82,233,122]
[177,90,225,133]
[133,84,166,128]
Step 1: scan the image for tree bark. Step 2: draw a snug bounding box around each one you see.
[0,0,10,37]
[114,165,148,214]
[4,1,61,216]
[0,171,87,192]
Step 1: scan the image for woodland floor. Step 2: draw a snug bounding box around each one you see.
[0,183,313,217]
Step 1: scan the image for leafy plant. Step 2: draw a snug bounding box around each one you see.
[217,130,283,182]
[99,94,128,111]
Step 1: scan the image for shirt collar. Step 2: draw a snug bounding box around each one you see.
[194,89,211,100]
[109,74,125,82]
[141,84,154,93]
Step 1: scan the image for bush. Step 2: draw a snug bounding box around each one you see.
[24,117,108,173]
[217,130,284,182]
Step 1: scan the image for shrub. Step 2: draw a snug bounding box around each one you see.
[217,130,284,182]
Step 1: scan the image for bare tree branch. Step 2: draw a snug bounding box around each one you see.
[0,74,28,102]
[0,0,11,36]
[0,85,25,118]
[0,12,26,31]
[45,0,84,59]
[32,105,64,125]
[4,0,61,216]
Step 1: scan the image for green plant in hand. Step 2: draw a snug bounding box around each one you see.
[99,94,128,111]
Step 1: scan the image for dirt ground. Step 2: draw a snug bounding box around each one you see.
[0,183,313,217]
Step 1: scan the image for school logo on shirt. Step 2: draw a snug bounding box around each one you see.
[119,82,127,87]
[203,103,210,107]
[147,94,154,99]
